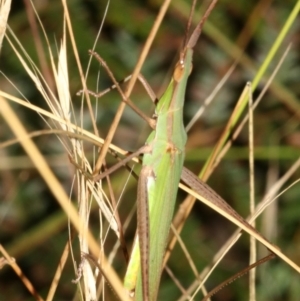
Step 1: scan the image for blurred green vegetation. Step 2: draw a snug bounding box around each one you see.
[0,0,300,300]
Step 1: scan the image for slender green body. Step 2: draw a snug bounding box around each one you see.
[124,51,194,301]
[123,2,218,300]
[135,50,192,301]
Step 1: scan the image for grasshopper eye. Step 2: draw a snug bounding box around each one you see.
[173,60,185,82]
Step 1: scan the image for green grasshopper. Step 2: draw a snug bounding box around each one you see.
[89,0,300,300]
[131,3,218,300]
